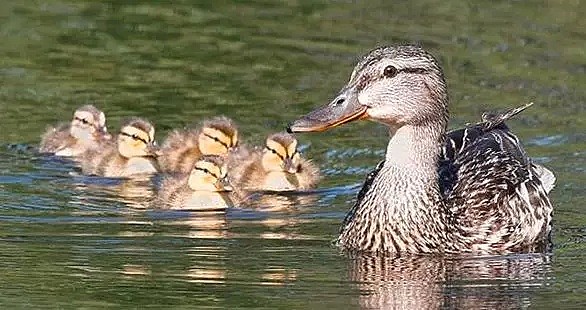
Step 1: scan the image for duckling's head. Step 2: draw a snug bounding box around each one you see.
[262,132,301,174]
[188,155,232,192]
[197,116,239,156]
[69,105,108,140]
[288,45,448,133]
[117,118,158,158]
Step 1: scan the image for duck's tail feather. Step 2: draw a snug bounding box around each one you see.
[481,102,534,130]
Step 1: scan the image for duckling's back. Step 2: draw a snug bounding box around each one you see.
[80,141,122,176]
[39,124,76,154]
[158,129,202,174]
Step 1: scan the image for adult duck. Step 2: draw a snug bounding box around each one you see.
[288,45,554,255]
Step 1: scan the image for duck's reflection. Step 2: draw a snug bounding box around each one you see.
[349,253,551,309]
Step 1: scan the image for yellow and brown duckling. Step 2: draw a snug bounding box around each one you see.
[80,117,159,177]
[231,132,320,192]
[39,104,111,156]
[157,155,234,210]
[158,116,241,174]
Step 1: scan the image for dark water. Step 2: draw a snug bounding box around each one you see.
[0,1,584,308]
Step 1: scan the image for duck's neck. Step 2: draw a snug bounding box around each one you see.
[385,123,444,172]
[338,121,452,254]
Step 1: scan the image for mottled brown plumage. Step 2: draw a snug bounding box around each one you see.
[39,105,110,156]
[231,132,320,192]
[80,118,159,177]
[157,155,234,210]
[289,45,554,255]
[158,116,242,174]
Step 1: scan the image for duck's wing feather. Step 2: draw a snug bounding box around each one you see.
[439,103,553,252]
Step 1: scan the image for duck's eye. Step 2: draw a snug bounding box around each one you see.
[383,65,398,78]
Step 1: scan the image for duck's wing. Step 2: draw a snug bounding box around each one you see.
[439,103,553,252]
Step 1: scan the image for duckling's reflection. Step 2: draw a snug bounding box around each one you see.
[349,253,551,309]
[162,211,228,284]
[240,191,318,240]
[69,174,156,210]
[240,190,318,211]
[114,177,156,209]
[261,267,298,286]
[165,210,228,239]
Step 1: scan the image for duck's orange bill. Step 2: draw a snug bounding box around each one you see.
[288,105,368,133]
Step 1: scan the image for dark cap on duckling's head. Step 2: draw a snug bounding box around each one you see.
[204,116,238,139]
[267,132,297,150]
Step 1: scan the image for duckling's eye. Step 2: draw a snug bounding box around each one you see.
[383,65,398,78]
[75,117,90,125]
[195,166,219,179]
[203,133,230,149]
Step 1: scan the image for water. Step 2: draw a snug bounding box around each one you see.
[0,1,584,308]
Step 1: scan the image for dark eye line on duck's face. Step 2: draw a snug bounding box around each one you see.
[204,133,230,150]
[120,132,149,145]
[381,66,429,77]
[355,66,429,91]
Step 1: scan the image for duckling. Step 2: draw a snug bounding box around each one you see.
[158,116,241,174]
[157,155,234,210]
[39,104,110,156]
[231,132,320,192]
[80,117,159,177]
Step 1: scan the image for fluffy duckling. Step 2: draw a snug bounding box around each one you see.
[157,155,234,210]
[158,116,241,174]
[80,117,159,177]
[232,132,320,192]
[39,104,110,156]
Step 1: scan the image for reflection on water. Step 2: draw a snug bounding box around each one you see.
[350,253,550,309]
[162,210,227,240]
[70,175,156,209]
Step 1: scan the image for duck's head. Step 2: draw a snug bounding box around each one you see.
[69,105,109,140]
[262,132,301,174]
[117,118,158,158]
[188,155,232,192]
[198,116,239,156]
[288,45,448,133]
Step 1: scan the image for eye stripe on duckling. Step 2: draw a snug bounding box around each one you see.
[202,127,233,150]
[194,161,222,179]
[266,139,292,160]
[120,126,151,144]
